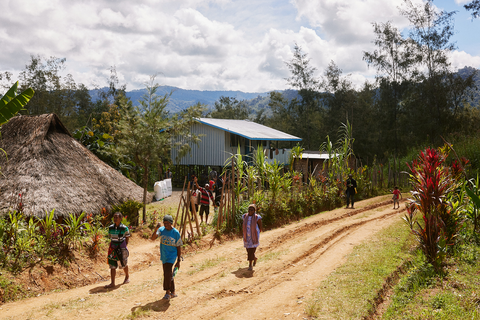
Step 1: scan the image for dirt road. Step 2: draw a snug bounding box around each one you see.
[0,195,405,320]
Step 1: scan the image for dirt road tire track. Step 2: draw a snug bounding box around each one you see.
[0,195,406,320]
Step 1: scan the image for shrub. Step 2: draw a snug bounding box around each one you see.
[403,146,463,271]
[112,199,143,226]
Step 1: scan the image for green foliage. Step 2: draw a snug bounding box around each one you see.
[0,81,34,126]
[465,174,480,232]
[0,274,27,303]
[84,214,108,258]
[207,96,250,119]
[64,212,86,250]
[289,143,304,172]
[112,75,205,222]
[112,200,143,226]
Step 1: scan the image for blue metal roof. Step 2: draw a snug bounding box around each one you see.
[198,118,302,141]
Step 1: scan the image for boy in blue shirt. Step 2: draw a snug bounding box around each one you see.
[151,215,182,300]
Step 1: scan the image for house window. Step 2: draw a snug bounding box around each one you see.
[230,133,239,147]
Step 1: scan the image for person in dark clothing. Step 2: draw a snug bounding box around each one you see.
[345,174,357,209]
[213,175,223,207]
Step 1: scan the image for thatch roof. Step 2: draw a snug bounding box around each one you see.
[0,114,151,218]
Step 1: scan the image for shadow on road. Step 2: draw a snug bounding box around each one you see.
[131,299,170,314]
[232,267,254,278]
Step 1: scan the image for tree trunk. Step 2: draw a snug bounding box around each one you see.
[142,165,149,224]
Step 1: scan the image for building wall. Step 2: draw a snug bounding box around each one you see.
[294,159,325,182]
[172,122,294,167]
[172,122,227,166]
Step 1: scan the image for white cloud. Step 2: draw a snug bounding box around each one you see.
[0,0,479,93]
[450,50,480,70]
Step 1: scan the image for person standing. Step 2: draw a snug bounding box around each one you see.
[151,215,182,300]
[242,204,262,271]
[105,212,130,288]
[345,174,357,209]
[194,177,214,224]
[190,186,200,218]
[392,186,402,209]
[213,175,224,210]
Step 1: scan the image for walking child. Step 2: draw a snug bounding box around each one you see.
[151,215,182,300]
[392,186,402,209]
[242,204,262,271]
[105,212,130,288]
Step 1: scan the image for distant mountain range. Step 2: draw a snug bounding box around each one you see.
[89,66,479,114]
[90,86,273,113]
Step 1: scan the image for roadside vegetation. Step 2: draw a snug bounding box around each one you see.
[305,143,480,319]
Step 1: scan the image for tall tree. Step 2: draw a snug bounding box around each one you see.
[207,96,250,119]
[363,21,413,160]
[321,61,357,143]
[399,0,463,144]
[113,75,205,222]
[283,43,324,150]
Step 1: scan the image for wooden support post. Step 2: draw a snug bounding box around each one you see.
[217,181,226,230]
[190,185,201,237]
[180,195,188,242]
[174,176,187,228]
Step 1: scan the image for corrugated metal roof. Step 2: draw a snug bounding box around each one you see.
[199,118,302,141]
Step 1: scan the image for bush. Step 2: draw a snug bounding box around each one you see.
[112,199,143,226]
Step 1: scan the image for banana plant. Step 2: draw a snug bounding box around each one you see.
[0,81,34,125]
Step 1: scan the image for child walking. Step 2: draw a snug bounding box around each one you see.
[242,204,262,271]
[392,186,402,209]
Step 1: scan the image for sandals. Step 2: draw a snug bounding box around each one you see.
[163,293,177,300]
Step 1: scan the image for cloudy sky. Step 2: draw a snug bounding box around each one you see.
[1,0,479,93]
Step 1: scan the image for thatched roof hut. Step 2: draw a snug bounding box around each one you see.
[0,114,150,218]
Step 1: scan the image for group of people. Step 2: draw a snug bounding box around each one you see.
[190,173,223,224]
[104,172,404,300]
[344,174,402,210]
[104,204,262,300]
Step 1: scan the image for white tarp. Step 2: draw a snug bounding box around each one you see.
[165,178,172,197]
[154,181,164,200]
[154,179,172,200]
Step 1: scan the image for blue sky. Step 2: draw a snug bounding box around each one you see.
[0,0,479,93]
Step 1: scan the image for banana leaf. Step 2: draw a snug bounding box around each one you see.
[0,82,35,125]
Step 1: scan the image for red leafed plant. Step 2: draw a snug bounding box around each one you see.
[403,146,460,271]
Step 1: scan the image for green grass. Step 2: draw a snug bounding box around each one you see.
[187,256,227,275]
[0,274,28,303]
[125,308,153,319]
[259,249,289,262]
[305,217,415,319]
[383,235,480,319]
